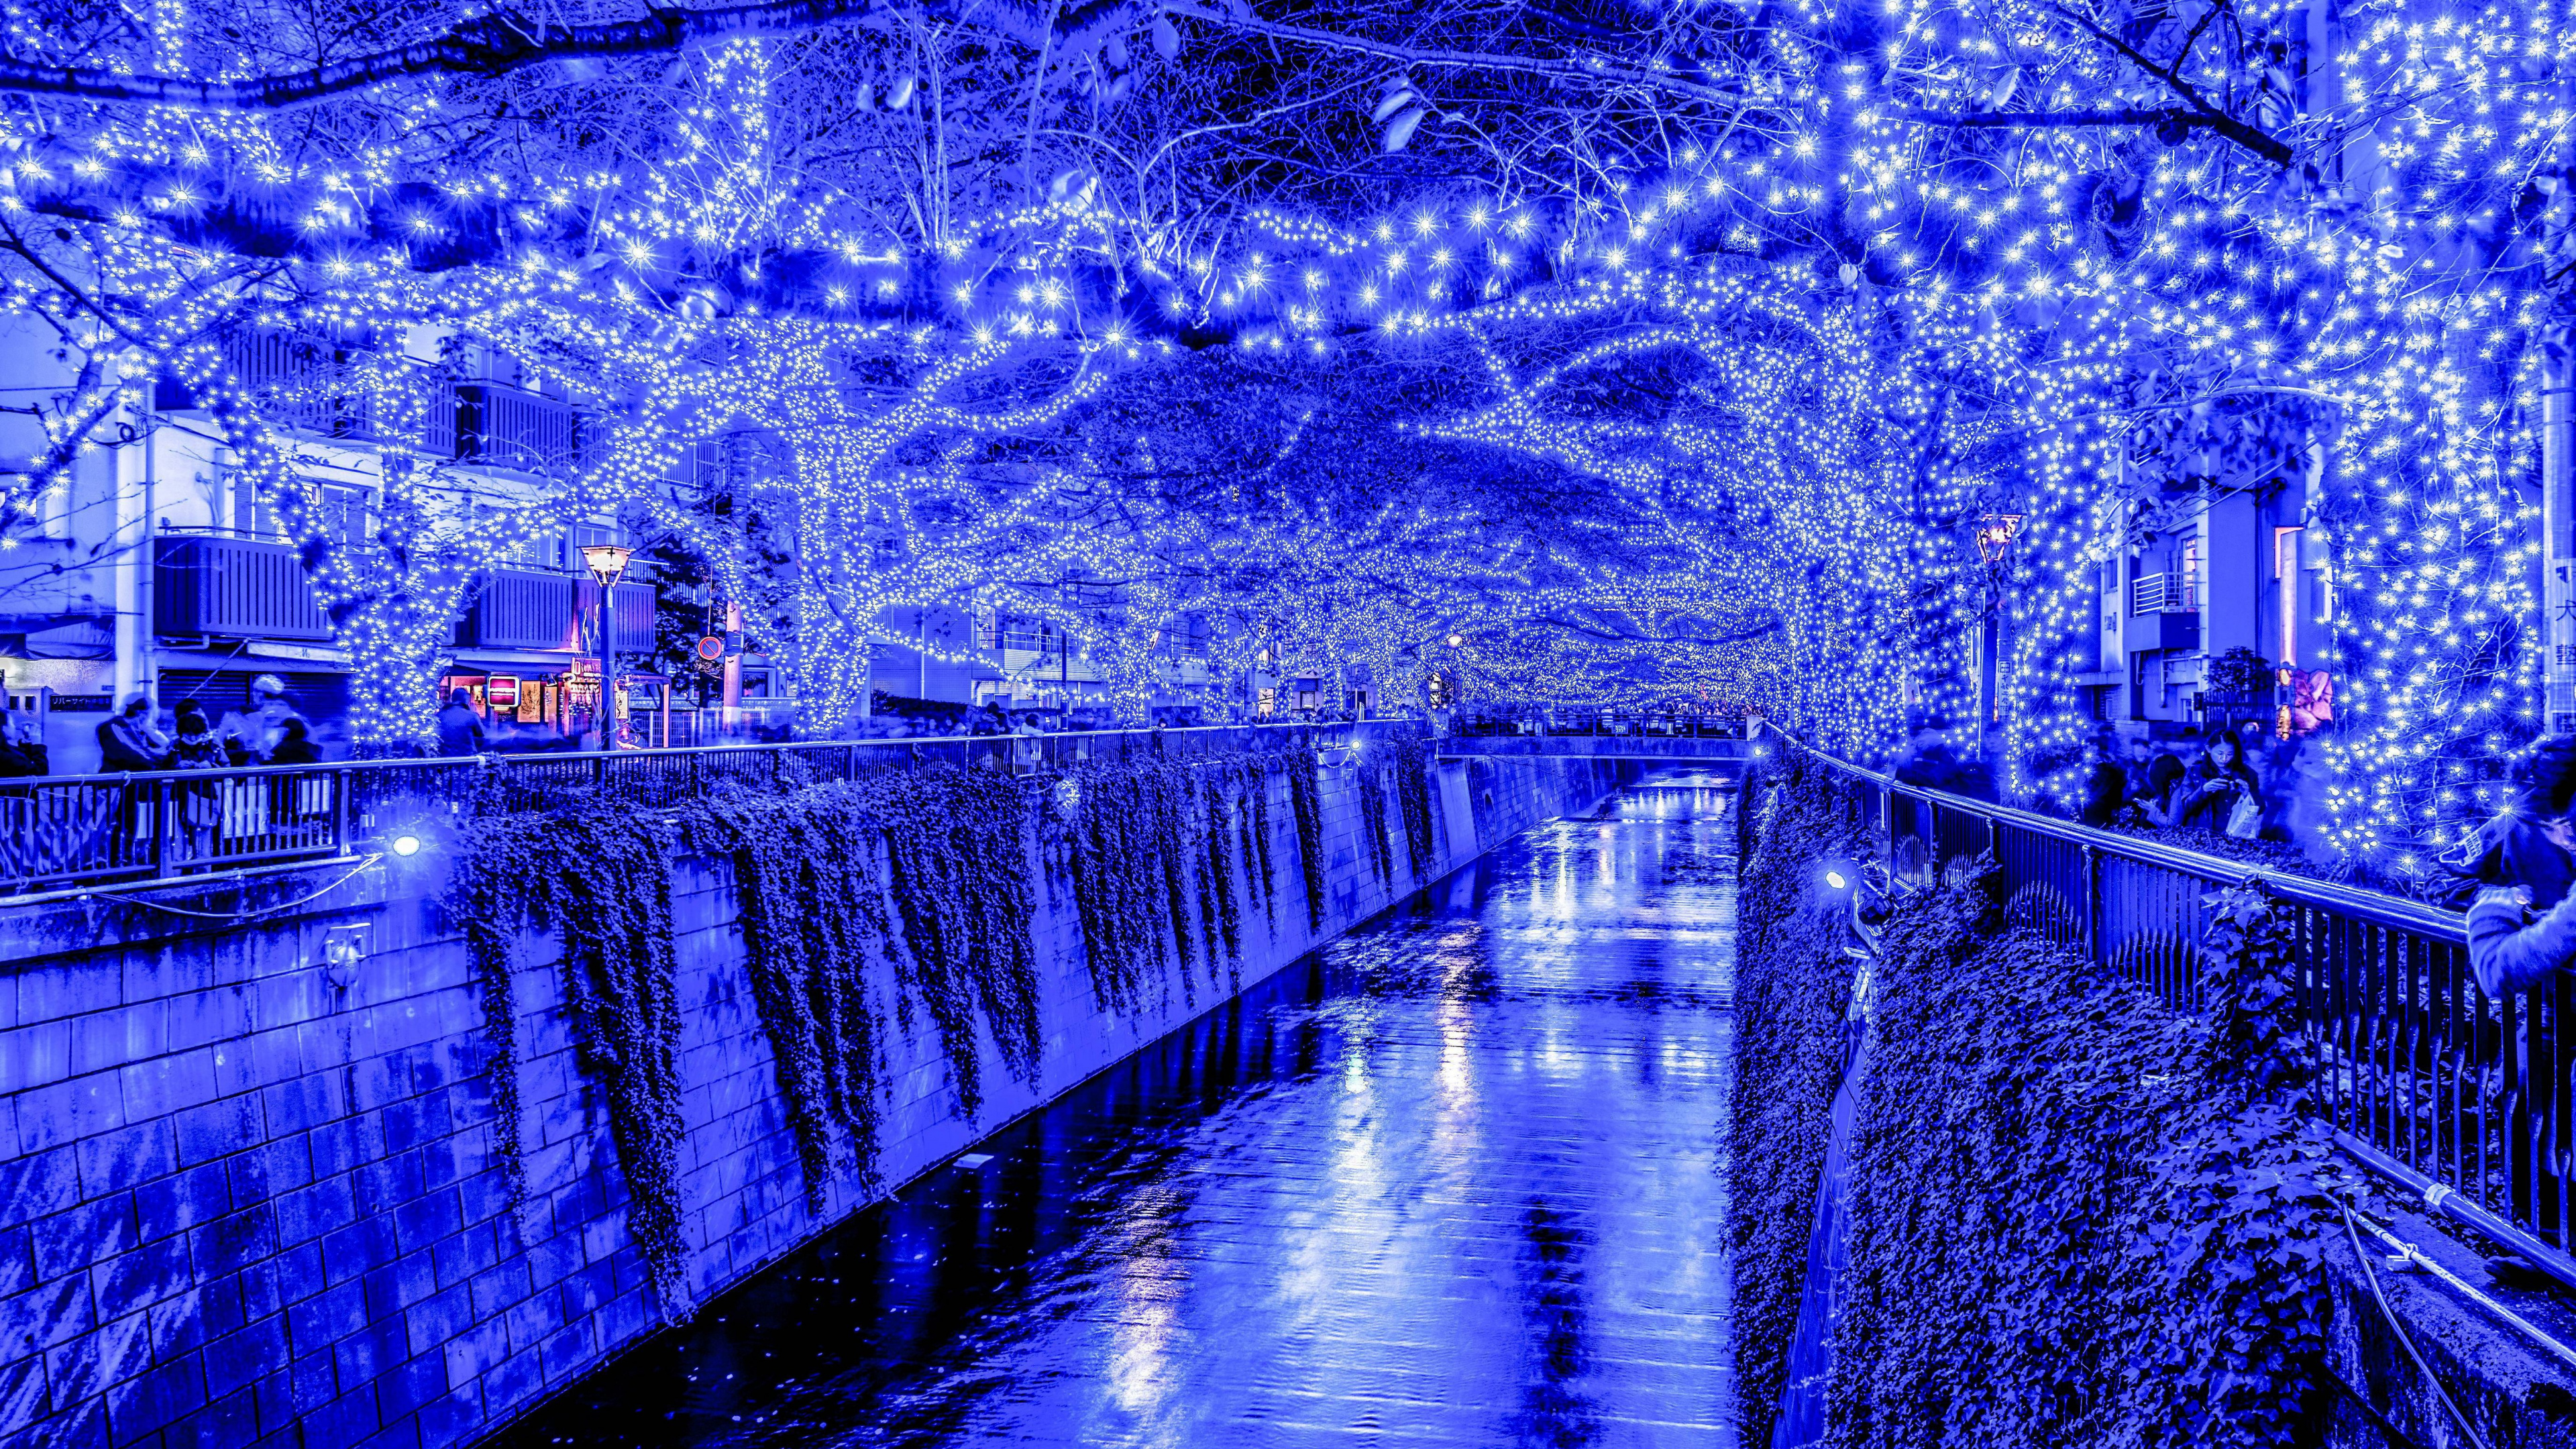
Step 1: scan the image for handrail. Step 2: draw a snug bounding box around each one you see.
[30,718,1379,792]
[1753,722,2571,1289]
[0,718,1409,905]
[1754,727,2463,941]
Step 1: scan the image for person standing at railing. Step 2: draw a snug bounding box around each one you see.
[97,694,168,772]
[1010,711,1044,775]
[2440,736,2576,997]
[437,688,488,757]
[168,701,225,864]
[217,674,303,765]
[2172,730,2264,837]
[0,712,48,778]
[2080,735,2130,826]
[2443,735,2576,908]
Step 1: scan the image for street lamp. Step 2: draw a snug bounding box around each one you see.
[580,544,634,749]
[1970,515,2023,747]
[1973,514,2025,567]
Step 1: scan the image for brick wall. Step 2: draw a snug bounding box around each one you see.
[0,752,1637,1449]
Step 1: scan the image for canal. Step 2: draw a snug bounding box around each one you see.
[498,770,1739,1448]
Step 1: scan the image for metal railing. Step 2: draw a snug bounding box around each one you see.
[0,721,1390,902]
[1452,710,1749,738]
[1766,727,2576,1289]
[2131,570,2196,614]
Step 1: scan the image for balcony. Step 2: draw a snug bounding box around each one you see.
[154,533,332,641]
[456,384,584,474]
[455,567,653,651]
[156,331,456,452]
[2129,572,2196,615]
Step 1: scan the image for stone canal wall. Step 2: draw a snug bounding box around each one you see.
[0,748,1645,1449]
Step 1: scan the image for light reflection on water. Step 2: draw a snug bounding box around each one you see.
[497,770,1738,1449]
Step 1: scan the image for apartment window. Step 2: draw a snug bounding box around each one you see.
[2179,539,2200,608]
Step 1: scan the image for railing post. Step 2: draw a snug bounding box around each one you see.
[154,778,174,878]
[332,766,351,857]
[2082,841,2102,964]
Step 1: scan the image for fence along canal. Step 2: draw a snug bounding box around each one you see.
[1763,729,2576,1291]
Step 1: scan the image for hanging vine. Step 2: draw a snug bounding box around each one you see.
[680,784,900,1208]
[452,808,693,1316]
[1387,734,1439,877]
[1057,749,1334,1013]
[851,767,1043,1118]
[1285,745,1326,931]
[1356,764,1396,887]
[1063,759,1180,1013]
[1199,775,1244,976]
[1236,755,1279,928]
[1148,763,1201,994]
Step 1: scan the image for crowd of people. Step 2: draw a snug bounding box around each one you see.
[94,676,321,774]
[1888,716,2321,852]
[2076,725,2296,841]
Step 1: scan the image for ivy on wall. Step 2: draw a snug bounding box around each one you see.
[1061,759,1194,1014]
[451,765,1047,1313]
[445,737,1390,1324]
[1286,746,1326,930]
[1725,747,1867,1447]
[1199,776,1244,979]
[837,767,1044,1118]
[1234,756,1279,929]
[454,810,694,1313]
[1387,735,1439,877]
[1733,749,2336,1448]
[681,785,900,1208]
[1356,765,1395,887]
[1058,751,1325,1014]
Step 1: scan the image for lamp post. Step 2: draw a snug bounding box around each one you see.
[581,543,634,751]
[1972,515,2023,757]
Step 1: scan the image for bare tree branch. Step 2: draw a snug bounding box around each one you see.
[1158,1,1743,109]
[2043,3,2294,165]
[0,0,886,110]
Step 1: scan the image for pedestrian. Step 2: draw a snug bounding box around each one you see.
[2461,736,2576,996]
[1892,724,1963,793]
[97,694,167,771]
[2443,735,2576,911]
[0,712,47,778]
[2079,735,2129,827]
[1011,710,1046,775]
[269,716,319,766]
[436,688,487,757]
[2172,729,2263,835]
[168,701,224,862]
[2130,737,2190,826]
[218,674,302,765]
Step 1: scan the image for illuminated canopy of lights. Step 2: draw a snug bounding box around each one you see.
[0,0,2559,868]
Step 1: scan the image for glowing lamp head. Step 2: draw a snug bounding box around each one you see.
[1823,868,1849,890]
[580,543,635,588]
[1446,633,1466,647]
[390,834,423,859]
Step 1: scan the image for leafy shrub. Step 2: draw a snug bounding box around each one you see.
[1727,747,1868,1446]
[1825,871,2334,1449]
